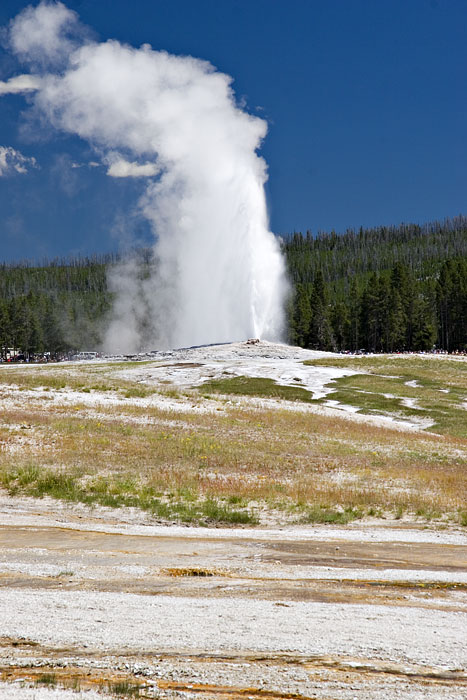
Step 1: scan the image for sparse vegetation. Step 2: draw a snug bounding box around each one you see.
[0,356,465,525]
[163,567,222,577]
[0,363,157,399]
[304,355,467,437]
[35,673,57,686]
[108,680,141,697]
[0,465,257,525]
[303,505,363,524]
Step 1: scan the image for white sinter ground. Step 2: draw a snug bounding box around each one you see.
[1,342,443,430]
[0,343,466,699]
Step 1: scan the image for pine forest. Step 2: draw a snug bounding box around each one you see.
[1,217,466,358]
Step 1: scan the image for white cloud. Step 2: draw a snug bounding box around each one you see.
[9,1,81,68]
[0,146,37,176]
[71,160,102,169]
[106,158,159,178]
[0,74,41,96]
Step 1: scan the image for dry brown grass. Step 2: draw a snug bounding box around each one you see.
[0,361,465,524]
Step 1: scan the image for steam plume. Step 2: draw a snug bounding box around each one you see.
[7,1,287,351]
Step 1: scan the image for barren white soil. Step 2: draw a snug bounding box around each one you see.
[0,495,466,699]
[0,342,466,698]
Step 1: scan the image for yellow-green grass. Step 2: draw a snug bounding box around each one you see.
[35,674,57,687]
[0,359,466,525]
[200,375,313,402]
[0,363,158,398]
[108,680,141,697]
[0,404,465,525]
[304,356,467,438]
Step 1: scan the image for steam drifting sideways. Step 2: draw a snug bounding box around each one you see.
[4,1,288,351]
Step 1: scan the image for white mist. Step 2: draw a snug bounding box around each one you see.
[8,1,288,351]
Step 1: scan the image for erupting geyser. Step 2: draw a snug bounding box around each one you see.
[6,1,288,351]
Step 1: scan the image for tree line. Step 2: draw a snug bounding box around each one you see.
[0,258,112,357]
[284,217,467,352]
[287,259,467,352]
[0,217,466,357]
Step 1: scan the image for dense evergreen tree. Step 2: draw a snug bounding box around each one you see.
[308,271,334,350]
[436,259,467,352]
[283,216,467,353]
[289,284,312,348]
[0,255,114,358]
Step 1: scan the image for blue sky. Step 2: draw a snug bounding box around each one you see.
[1,0,467,262]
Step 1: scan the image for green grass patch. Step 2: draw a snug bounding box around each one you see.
[303,354,467,381]
[35,674,57,687]
[304,356,467,437]
[415,506,442,521]
[302,505,363,524]
[199,375,313,402]
[0,465,258,525]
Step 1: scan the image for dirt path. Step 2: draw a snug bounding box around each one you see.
[0,496,466,698]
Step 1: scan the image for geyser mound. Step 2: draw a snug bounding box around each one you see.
[6,1,288,351]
